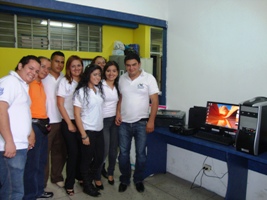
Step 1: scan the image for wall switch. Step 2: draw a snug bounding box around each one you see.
[203,164,212,171]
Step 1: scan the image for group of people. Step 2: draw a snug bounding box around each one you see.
[0,51,159,199]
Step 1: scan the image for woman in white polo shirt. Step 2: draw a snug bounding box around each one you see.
[57,55,83,196]
[94,61,119,189]
[73,64,104,197]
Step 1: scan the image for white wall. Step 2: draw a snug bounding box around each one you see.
[167,0,267,111]
[57,0,267,198]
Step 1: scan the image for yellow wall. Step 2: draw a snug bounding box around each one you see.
[0,25,151,77]
[133,25,151,58]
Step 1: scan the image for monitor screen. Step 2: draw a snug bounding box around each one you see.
[205,101,239,135]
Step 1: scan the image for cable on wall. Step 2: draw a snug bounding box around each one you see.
[190,156,228,190]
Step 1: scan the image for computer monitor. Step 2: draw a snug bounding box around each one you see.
[205,101,240,136]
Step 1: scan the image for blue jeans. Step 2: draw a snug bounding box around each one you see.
[95,116,118,180]
[0,149,28,200]
[118,120,147,185]
[23,123,48,199]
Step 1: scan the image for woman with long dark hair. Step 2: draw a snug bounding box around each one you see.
[94,61,120,189]
[73,64,104,197]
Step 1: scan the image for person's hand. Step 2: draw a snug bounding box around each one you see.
[146,120,155,133]
[82,135,90,145]
[68,123,77,132]
[115,114,122,126]
[28,131,35,150]
[4,141,16,158]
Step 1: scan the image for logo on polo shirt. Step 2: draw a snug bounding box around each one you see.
[0,87,3,96]
[137,83,144,89]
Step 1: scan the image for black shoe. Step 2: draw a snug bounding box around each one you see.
[83,186,101,197]
[108,179,114,185]
[95,183,104,190]
[135,182,145,193]
[101,167,108,179]
[37,191,54,199]
[118,183,127,192]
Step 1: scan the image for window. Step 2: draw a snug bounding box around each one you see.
[17,16,48,49]
[0,13,15,47]
[79,24,102,52]
[0,13,102,52]
[49,20,76,51]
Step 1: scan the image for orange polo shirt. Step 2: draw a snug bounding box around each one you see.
[29,80,48,119]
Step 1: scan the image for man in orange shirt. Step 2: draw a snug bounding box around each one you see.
[23,57,54,200]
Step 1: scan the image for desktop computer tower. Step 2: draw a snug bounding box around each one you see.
[236,97,267,155]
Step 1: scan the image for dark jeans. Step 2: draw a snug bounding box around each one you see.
[23,123,48,200]
[45,123,66,185]
[95,116,118,180]
[118,120,147,185]
[0,149,27,200]
[61,119,82,189]
[81,130,104,184]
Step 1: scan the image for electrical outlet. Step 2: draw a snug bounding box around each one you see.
[203,164,212,171]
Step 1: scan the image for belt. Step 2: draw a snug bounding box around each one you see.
[139,118,149,122]
[32,118,48,123]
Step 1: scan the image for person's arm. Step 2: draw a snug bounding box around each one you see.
[0,101,16,158]
[115,94,122,126]
[57,96,76,132]
[146,93,159,133]
[28,128,35,150]
[74,105,90,145]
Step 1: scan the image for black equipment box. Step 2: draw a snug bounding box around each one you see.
[155,110,185,127]
[169,124,195,135]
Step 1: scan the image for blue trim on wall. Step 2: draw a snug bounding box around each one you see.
[160,28,167,105]
[0,0,167,28]
[0,4,138,28]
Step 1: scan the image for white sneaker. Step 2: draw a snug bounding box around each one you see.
[55,181,64,188]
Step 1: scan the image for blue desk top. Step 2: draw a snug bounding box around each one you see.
[154,127,267,173]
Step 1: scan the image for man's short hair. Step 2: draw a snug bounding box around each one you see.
[124,53,140,64]
[51,51,65,60]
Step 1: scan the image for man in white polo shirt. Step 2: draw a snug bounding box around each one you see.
[42,51,66,188]
[0,55,40,200]
[115,53,159,193]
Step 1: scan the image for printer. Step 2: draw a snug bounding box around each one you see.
[236,97,267,155]
[155,109,185,127]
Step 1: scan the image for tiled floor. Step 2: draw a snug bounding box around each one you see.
[44,164,224,200]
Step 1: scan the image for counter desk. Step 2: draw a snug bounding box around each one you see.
[144,127,267,200]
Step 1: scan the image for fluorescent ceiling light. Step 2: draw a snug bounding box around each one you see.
[41,20,75,28]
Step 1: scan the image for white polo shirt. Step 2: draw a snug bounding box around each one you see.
[57,77,78,120]
[102,80,119,118]
[73,87,104,131]
[42,73,64,123]
[119,70,159,123]
[0,71,32,150]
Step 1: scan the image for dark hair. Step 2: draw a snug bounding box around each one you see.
[74,64,103,105]
[124,53,140,64]
[15,55,41,71]
[51,51,65,60]
[65,55,83,84]
[103,61,120,97]
[91,55,106,65]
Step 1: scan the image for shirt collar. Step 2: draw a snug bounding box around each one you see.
[9,70,28,85]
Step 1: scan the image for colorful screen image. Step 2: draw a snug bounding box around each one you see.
[205,102,239,130]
